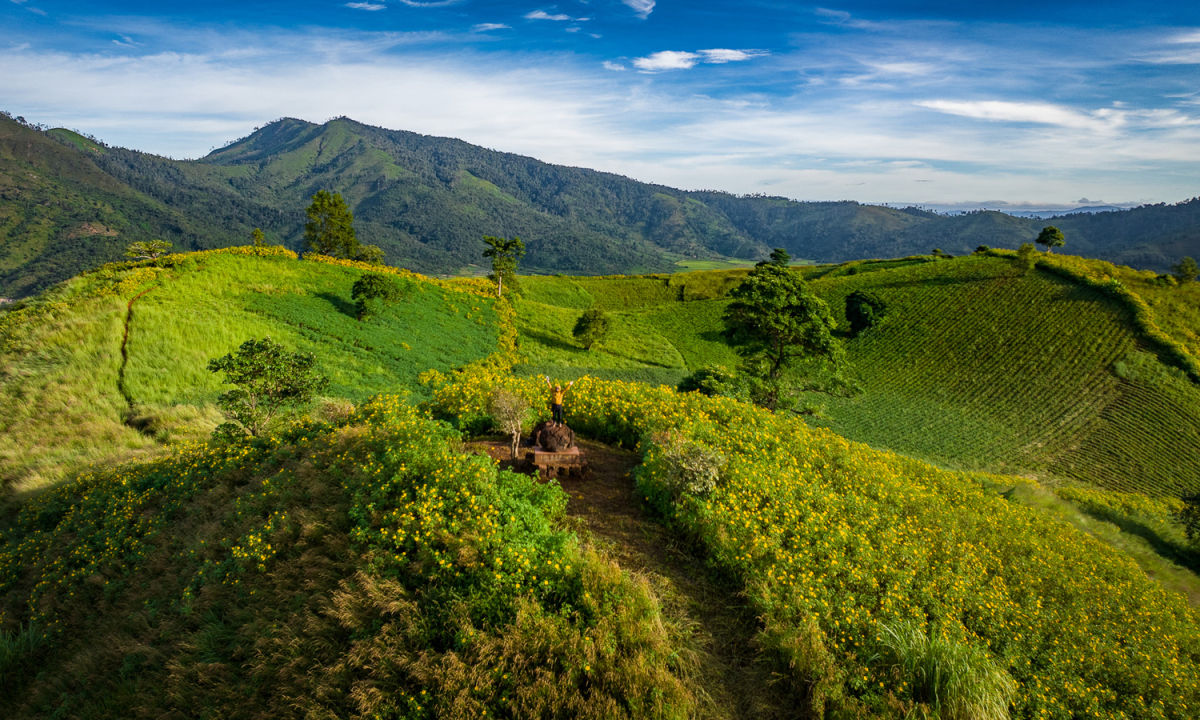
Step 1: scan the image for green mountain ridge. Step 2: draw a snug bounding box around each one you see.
[3,112,1200,299]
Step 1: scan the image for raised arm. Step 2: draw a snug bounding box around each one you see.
[544,375,552,388]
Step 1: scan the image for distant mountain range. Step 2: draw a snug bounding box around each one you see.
[2,112,1198,298]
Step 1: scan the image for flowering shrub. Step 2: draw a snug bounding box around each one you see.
[427,366,1200,718]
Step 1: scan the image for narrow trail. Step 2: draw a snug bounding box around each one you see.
[469,438,789,720]
[118,285,158,411]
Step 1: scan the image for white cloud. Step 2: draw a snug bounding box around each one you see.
[472,23,510,32]
[602,60,625,71]
[633,51,699,71]
[622,0,655,19]
[916,100,1107,130]
[1169,30,1200,43]
[525,10,574,21]
[396,0,464,6]
[345,2,386,10]
[698,49,766,64]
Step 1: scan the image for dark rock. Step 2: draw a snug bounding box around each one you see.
[532,422,575,452]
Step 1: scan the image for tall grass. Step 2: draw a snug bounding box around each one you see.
[874,621,1016,720]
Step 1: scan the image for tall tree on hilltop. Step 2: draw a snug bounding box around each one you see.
[723,263,846,410]
[304,190,359,258]
[757,247,791,268]
[1172,256,1198,285]
[1036,226,1065,253]
[482,235,525,298]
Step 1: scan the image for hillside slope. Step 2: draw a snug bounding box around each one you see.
[0,247,499,495]
[4,112,1200,298]
[516,254,1200,498]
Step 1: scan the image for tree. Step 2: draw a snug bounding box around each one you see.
[207,337,329,438]
[251,228,267,247]
[355,244,385,265]
[722,264,844,410]
[1172,256,1199,285]
[757,247,791,268]
[304,190,359,258]
[573,307,611,350]
[350,273,402,320]
[126,240,173,260]
[845,290,887,336]
[1036,226,1065,253]
[482,236,525,298]
[488,387,530,460]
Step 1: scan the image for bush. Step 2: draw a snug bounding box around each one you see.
[572,307,611,350]
[650,430,726,498]
[1016,243,1037,272]
[845,290,888,336]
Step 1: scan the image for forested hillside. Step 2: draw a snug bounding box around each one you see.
[3,112,1199,299]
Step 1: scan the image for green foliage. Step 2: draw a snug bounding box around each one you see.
[354,243,384,265]
[650,430,727,498]
[757,247,791,267]
[251,227,266,247]
[304,190,359,258]
[975,245,990,253]
[676,364,737,396]
[207,337,329,438]
[125,239,172,260]
[874,621,1017,720]
[844,289,887,336]
[1181,497,1200,544]
[1036,225,1066,253]
[1016,242,1038,271]
[350,272,402,320]
[572,306,611,349]
[0,397,694,717]
[1172,256,1199,285]
[482,235,525,298]
[723,265,844,409]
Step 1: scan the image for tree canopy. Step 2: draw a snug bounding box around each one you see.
[723,264,845,409]
[1172,256,1198,285]
[207,337,329,438]
[304,190,359,258]
[350,273,403,321]
[573,307,611,350]
[1036,226,1066,253]
[482,236,526,298]
[125,240,173,260]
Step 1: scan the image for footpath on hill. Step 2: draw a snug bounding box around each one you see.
[467,437,790,720]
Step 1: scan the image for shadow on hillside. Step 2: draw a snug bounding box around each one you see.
[1079,506,1200,574]
[314,291,357,319]
[522,329,580,353]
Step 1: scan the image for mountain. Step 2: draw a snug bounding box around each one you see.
[2,112,1200,298]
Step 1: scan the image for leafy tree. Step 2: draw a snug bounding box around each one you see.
[845,290,888,336]
[1172,256,1198,285]
[757,247,791,267]
[723,264,845,410]
[304,190,359,258]
[677,365,737,397]
[975,245,990,254]
[350,273,402,320]
[1016,242,1038,272]
[207,337,329,438]
[125,240,173,260]
[252,228,267,247]
[573,307,611,350]
[355,244,385,265]
[1036,226,1065,253]
[1180,497,1200,546]
[482,235,525,298]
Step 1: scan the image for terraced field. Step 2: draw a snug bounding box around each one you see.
[518,255,1200,497]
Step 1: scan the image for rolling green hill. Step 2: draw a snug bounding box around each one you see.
[0,247,499,495]
[4,111,1200,300]
[515,253,1200,498]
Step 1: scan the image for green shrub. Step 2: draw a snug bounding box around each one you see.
[845,290,888,336]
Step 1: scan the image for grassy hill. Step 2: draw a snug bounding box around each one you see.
[0,247,499,496]
[4,111,1200,299]
[4,246,1200,718]
[515,253,1200,498]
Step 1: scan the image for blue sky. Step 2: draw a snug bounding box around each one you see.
[3,1,1200,209]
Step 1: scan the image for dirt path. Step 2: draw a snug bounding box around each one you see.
[468,437,788,720]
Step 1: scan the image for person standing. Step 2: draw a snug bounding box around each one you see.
[544,376,574,426]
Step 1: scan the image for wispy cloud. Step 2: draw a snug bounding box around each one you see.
[472,23,510,32]
[112,35,138,48]
[345,2,386,10]
[602,60,625,71]
[525,10,587,22]
[621,0,655,19]
[699,49,767,64]
[396,0,464,6]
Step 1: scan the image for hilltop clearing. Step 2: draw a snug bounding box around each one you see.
[515,252,1200,499]
[0,247,499,496]
[4,112,1200,297]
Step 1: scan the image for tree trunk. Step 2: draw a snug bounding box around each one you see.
[510,432,520,461]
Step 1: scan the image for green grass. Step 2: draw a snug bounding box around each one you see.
[0,251,499,496]
[672,258,758,272]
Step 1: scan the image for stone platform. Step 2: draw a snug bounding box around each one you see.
[526,445,589,479]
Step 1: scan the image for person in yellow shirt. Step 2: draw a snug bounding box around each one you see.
[544,376,574,426]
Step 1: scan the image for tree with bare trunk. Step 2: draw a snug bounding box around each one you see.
[488,387,530,460]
